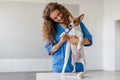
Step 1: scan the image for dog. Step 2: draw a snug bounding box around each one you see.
[60,14,86,79]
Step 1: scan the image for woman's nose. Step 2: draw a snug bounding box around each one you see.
[57,16,61,20]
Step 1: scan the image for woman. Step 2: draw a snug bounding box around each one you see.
[42,2,92,73]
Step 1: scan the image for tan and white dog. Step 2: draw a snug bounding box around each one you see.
[61,14,86,79]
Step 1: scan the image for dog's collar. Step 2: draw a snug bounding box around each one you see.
[65,28,69,33]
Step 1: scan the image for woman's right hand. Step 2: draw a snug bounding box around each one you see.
[60,33,69,43]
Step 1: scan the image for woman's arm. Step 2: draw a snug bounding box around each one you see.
[50,33,69,55]
[49,41,63,55]
[80,21,92,46]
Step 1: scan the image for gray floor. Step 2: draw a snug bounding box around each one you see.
[0,70,120,80]
[0,72,36,80]
[36,70,120,80]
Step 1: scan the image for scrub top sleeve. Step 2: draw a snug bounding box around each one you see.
[44,42,53,55]
[80,22,93,46]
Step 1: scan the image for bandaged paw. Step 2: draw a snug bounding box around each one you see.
[60,32,66,38]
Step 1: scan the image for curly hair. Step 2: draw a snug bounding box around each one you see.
[42,2,72,43]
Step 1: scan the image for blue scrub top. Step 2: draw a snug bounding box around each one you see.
[44,22,92,73]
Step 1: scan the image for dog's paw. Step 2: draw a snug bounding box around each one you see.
[77,72,84,79]
[61,72,65,77]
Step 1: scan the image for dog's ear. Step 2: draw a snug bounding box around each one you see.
[78,14,84,21]
[69,15,74,22]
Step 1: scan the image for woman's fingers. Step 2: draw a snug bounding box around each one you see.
[70,35,79,45]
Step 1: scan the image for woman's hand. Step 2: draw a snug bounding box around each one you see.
[50,34,69,55]
[70,35,79,45]
[60,33,69,43]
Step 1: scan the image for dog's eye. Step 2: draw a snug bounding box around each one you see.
[73,21,76,24]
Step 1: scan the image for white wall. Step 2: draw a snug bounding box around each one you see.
[115,20,120,70]
[0,2,49,58]
[0,59,52,72]
[103,0,120,71]
[79,0,104,70]
[0,0,104,72]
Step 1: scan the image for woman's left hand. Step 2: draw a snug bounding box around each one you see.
[69,35,79,45]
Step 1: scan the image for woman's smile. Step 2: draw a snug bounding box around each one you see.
[50,9,64,23]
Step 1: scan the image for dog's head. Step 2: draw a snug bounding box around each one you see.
[68,14,84,29]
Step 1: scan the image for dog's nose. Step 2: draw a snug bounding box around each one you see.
[70,25,72,27]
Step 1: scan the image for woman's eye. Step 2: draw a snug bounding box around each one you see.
[57,12,60,16]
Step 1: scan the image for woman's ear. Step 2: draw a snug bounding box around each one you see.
[78,14,85,21]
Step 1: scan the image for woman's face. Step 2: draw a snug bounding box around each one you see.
[49,9,64,24]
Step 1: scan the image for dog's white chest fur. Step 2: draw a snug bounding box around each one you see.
[69,25,83,50]
[69,27,80,35]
